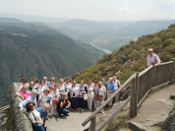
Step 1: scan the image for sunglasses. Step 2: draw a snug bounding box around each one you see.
[51,80,55,81]
[30,103,35,107]
[30,84,34,85]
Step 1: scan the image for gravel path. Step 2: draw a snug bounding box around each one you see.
[46,110,92,131]
[130,84,175,130]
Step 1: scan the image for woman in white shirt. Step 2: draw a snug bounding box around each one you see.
[37,88,50,107]
[37,80,46,96]
[48,85,54,118]
[52,83,60,115]
[97,82,106,113]
[64,77,72,100]
[26,101,44,131]
[70,80,80,112]
[113,76,121,103]
[87,81,94,112]
[58,79,66,99]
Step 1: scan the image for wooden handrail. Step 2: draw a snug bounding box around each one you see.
[139,65,153,77]
[155,61,173,66]
[82,59,175,131]
[82,73,136,126]
[96,96,131,131]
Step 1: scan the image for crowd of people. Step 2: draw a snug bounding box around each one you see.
[16,76,121,131]
[15,48,160,131]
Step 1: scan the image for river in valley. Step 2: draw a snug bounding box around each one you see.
[90,44,112,54]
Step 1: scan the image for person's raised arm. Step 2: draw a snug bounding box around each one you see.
[102,78,108,85]
[60,101,64,108]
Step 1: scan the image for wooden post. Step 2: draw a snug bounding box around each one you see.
[172,58,175,83]
[130,73,138,118]
[90,117,96,131]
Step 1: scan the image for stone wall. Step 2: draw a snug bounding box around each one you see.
[9,83,33,131]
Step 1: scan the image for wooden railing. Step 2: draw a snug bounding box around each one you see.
[82,59,175,131]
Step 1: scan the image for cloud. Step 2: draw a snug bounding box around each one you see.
[0,0,174,21]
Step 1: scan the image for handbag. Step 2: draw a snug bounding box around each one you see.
[84,94,88,100]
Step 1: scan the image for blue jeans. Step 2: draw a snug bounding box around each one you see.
[71,97,77,110]
[57,108,69,115]
[33,125,44,131]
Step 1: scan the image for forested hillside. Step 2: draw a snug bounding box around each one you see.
[0,18,104,107]
[72,24,175,84]
[55,19,175,50]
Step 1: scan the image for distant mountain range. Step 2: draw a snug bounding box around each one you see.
[1,14,174,51]
[51,19,175,50]
[0,18,104,107]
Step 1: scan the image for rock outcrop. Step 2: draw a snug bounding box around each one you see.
[161,104,175,131]
[9,83,33,131]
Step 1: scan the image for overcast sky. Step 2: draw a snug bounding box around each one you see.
[0,0,175,21]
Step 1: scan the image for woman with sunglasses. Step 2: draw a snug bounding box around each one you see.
[78,80,87,111]
[28,81,35,92]
[70,80,80,112]
[31,78,39,89]
[16,85,31,100]
[48,77,55,87]
[97,82,106,113]
[38,88,50,107]
[65,77,72,101]
[58,79,65,99]
[87,81,94,112]
[26,101,44,131]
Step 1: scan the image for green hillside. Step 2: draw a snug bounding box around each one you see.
[72,23,175,84]
[0,18,104,107]
[56,19,175,50]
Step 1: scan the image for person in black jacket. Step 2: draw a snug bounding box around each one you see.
[57,94,71,117]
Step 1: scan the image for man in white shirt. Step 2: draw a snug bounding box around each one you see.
[113,76,121,103]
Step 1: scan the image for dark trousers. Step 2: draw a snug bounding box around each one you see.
[57,108,69,115]
[78,98,84,109]
[33,125,44,131]
[71,97,77,110]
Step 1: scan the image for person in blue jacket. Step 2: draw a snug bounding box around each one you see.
[19,89,38,111]
[102,77,114,107]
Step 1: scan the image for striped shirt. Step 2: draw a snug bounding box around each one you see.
[147,53,160,67]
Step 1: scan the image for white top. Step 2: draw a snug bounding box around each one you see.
[44,81,49,88]
[87,85,94,96]
[65,82,72,93]
[28,109,42,126]
[98,86,106,96]
[58,84,65,93]
[33,83,39,89]
[37,85,46,95]
[113,80,119,90]
[70,85,79,98]
[39,94,49,107]
[48,91,54,104]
